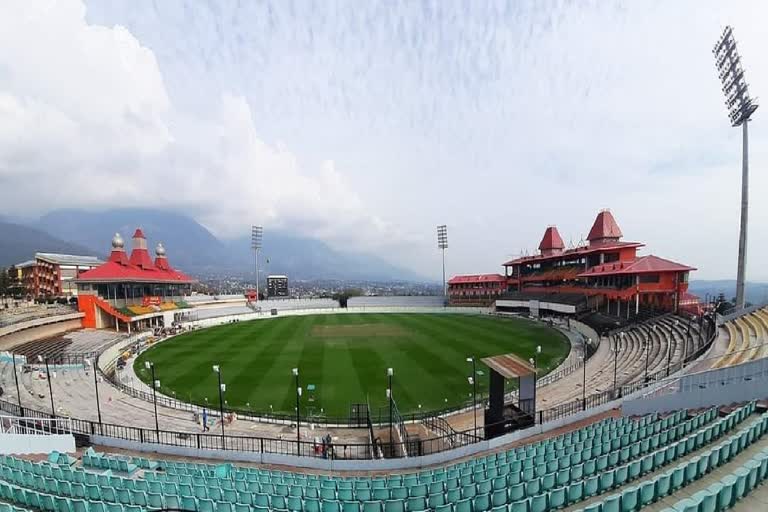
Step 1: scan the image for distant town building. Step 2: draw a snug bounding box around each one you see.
[267,275,289,298]
[16,253,102,299]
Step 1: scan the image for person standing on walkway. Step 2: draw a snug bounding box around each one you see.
[202,408,209,431]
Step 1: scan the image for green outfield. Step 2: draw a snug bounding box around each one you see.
[134,313,569,417]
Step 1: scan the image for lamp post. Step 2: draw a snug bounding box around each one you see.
[213,365,225,449]
[88,358,102,425]
[144,361,159,436]
[11,352,22,414]
[667,320,679,376]
[466,357,478,433]
[387,368,394,448]
[38,355,55,418]
[292,368,301,451]
[643,337,650,383]
[686,316,697,363]
[437,225,448,299]
[530,345,541,421]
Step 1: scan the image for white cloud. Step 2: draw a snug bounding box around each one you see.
[2,0,767,281]
[0,0,396,256]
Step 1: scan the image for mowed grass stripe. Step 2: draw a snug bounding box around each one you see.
[134,313,568,416]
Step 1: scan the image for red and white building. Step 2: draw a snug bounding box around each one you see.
[450,209,698,315]
[75,229,195,332]
[448,274,507,304]
[16,253,102,299]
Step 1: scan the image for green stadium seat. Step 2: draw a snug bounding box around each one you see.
[529,494,547,512]
[508,500,527,512]
[548,487,566,509]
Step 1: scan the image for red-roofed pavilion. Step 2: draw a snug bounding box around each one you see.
[450,209,698,314]
[76,230,196,332]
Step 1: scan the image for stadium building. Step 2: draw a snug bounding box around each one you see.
[16,253,102,299]
[75,229,195,332]
[452,209,697,316]
[447,274,506,304]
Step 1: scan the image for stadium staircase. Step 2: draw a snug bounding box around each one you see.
[90,297,131,324]
[3,402,768,512]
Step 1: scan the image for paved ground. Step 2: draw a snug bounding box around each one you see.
[0,358,370,449]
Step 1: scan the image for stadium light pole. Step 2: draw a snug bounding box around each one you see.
[292,368,301,451]
[466,357,477,433]
[144,361,159,436]
[38,355,55,418]
[713,26,759,310]
[437,225,448,299]
[252,226,263,300]
[213,365,226,449]
[11,351,22,414]
[387,368,394,449]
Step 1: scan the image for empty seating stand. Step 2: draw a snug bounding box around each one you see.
[1,402,765,512]
[714,307,768,369]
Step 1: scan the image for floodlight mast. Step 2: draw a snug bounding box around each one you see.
[437,225,448,298]
[251,226,263,300]
[713,26,758,310]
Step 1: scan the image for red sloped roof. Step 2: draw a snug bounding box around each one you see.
[503,241,643,266]
[539,226,565,251]
[129,248,155,269]
[133,228,145,239]
[107,249,129,265]
[578,255,696,277]
[77,260,194,283]
[587,210,623,241]
[448,274,506,285]
[155,256,171,270]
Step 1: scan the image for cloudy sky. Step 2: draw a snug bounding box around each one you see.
[0,1,766,281]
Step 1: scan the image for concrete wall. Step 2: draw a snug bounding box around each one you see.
[0,317,83,351]
[185,306,491,329]
[0,433,75,455]
[623,356,768,416]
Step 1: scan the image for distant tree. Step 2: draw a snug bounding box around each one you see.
[0,267,8,295]
[715,293,735,315]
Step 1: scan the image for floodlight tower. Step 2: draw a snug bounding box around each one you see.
[437,225,448,297]
[251,226,263,300]
[713,26,759,309]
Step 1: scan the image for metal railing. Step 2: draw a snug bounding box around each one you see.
[0,314,718,461]
[0,415,72,436]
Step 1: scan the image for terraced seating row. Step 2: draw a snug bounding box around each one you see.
[713,307,768,369]
[575,409,768,511]
[152,412,695,487]
[0,404,757,512]
[536,315,697,410]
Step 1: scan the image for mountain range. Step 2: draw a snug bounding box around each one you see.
[0,209,425,282]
